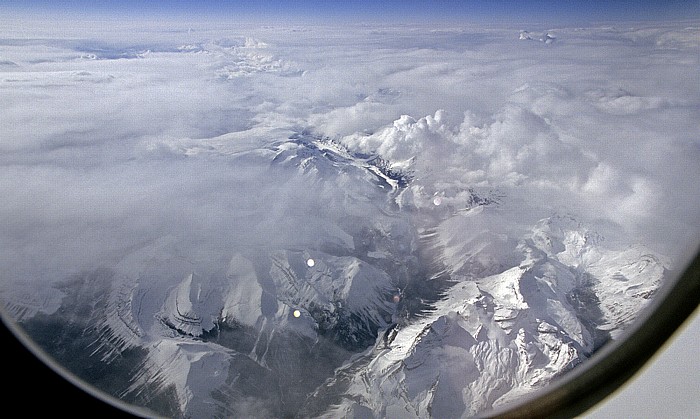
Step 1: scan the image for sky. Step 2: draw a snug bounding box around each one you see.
[2,0,700,24]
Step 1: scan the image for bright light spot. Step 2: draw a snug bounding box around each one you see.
[392,295,401,303]
[293,309,301,318]
[433,196,442,206]
[306,258,315,267]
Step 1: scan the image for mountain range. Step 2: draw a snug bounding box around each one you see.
[4,134,668,418]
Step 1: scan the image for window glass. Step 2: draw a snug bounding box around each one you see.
[1,2,698,417]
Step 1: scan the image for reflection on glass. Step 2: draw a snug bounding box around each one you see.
[1,3,699,418]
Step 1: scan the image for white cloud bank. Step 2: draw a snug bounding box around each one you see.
[0,17,697,284]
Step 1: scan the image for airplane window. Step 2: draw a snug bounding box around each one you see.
[1,1,698,417]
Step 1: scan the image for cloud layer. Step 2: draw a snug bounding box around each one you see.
[1,18,699,288]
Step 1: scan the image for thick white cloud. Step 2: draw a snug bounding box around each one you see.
[0,17,698,283]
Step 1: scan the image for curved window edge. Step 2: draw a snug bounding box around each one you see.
[482,246,700,419]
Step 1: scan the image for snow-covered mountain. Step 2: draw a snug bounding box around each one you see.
[3,133,668,418]
[304,213,666,418]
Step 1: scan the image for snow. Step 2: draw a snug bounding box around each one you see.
[314,210,667,417]
[222,253,263,328]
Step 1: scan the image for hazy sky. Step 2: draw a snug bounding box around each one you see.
[2,1,699,24]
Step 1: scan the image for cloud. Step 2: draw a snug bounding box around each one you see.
[338,71,699,256]
[0,17,698,291]
[585,88,668,115]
